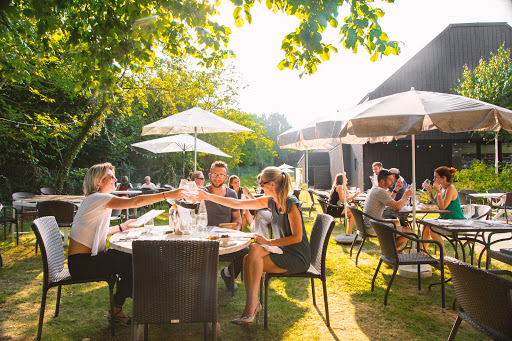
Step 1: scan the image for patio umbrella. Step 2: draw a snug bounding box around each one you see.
[315,88,512,232]
[277,118,334,206]
[278,163,294,169]
[131,134,231,178]
[141,107,252,170]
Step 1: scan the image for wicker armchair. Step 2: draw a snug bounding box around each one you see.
[40,187,57,195]
[132,240,219,340]
[317,197,344,221]
[262,213,335,328]
[370,220,446,310]
[12,192,38,232]
[491,191,512,223]
[445,256,512,340]
[459,190,478,205]
[32,216,116,340]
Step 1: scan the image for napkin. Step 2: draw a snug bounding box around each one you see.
[262,245,283,254]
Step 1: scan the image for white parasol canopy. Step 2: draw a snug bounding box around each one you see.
[132,134,231,178]
[141,107,252,170]
[277,118,333,188]
[315,88,512,233]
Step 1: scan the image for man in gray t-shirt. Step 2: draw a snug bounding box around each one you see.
[202,161,243,292]
[203,185,238,226]
[363,169,412,249]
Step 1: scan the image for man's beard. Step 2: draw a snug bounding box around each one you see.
[210,182,224,189]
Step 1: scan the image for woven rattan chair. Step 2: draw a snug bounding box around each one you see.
[369,220,446,310]
[445,256,512,340]
[262,213,335,328]
[36,200,76,254]
[132,240,219,341]
[0,203,18,245]
[32,216,116,340]
[348,207,385,266]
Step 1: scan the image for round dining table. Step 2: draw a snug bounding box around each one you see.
[109,226,252,256]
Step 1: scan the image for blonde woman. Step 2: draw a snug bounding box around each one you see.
[68,163,186,326]
[328,173,360,234]
[189,171,206,188]
[198,166,311,325]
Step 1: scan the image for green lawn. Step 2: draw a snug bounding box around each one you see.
[0,193,507,340]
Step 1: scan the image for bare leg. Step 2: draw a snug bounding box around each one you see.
[240,244,286,318]
[343,208,355,234]
[430,229,446,256]
[422,226,432,251]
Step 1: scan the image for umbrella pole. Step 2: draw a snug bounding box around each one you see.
[412,135,417,248]
[182,151,186,179]
[305,150,310,206]
[495,131,499,175]
[339,141,348,233]
[194,128,197,171]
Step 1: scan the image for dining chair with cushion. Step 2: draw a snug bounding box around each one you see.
[262,213,335,328]
[0,203,18,245]
[445,256,512,340]
[369,220,446,310]
[132,240,219,340]
[490,191,512,223]
[12,192,38,232]
[40,187,57,195]
[348,207,387,266]
[31,216,116,340]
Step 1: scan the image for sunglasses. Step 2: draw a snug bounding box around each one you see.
[197,178,205,180]
[259,180,270,187]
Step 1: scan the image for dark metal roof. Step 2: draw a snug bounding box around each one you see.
[363,22,512,101]
[361,22,512,141]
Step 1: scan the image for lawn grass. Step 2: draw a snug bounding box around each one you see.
[0,190,508,340]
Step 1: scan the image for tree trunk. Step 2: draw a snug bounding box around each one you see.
[55,94,110,192]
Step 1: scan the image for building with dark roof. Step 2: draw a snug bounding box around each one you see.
[317,22,512,190]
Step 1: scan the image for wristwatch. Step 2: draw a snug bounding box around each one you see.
[392,190,398,194]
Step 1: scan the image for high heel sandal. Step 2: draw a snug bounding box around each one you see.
[231,302,262,325]
[106,306,132,326]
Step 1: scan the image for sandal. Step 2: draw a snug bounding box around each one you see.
[106,308,132,326]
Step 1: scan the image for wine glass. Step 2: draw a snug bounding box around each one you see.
[197,213,208,237]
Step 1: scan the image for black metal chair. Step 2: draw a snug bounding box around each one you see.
[445,256,512,341]
[40,187,57,195]
[491,191,512,223]
[369,220,446,310]
[32,216,116,340]
[132,240,219,341]
[0,203,18,245]
[306,189,319,217]
[262,213,335,328]
[348,207,385,266]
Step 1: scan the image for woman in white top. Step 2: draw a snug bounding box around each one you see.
[68,163,185,326]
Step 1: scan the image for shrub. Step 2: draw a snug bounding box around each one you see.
[454,160,512,192]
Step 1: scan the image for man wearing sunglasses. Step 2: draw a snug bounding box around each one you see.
[202,160,243,291]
